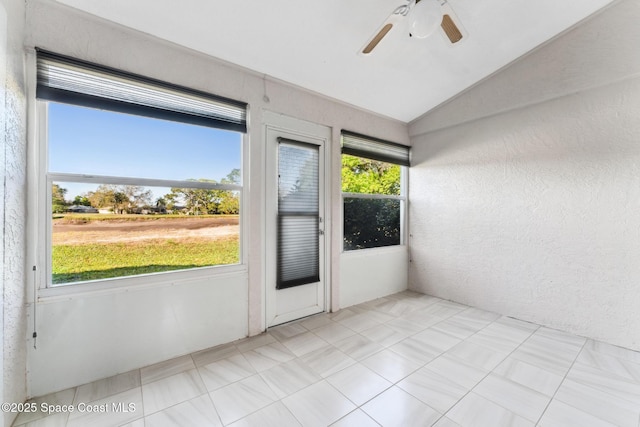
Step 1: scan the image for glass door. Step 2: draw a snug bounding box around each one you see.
[264,113,329,327]
[277,138,320,289]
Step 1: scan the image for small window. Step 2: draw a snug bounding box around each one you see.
[341,131,409,251]
[37,50,247,286]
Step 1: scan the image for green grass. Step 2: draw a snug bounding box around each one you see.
[52,239,239,284]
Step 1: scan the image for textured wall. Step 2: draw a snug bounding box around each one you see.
[23,0,408,396]
[1,0,28,425]
[410,0,640,134]
[340,247,408,308]
[25,0,408,339]
[408,0,640,351]
[29,273,249,397]
[1,4,6,426]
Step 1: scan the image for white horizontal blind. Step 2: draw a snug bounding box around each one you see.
[36,49,247,132]
[277,139,320,289]
[341,130,410,166]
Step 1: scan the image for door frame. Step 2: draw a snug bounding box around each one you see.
[263,111,332,328]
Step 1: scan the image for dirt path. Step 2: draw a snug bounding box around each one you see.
[53,217,239,245]
[54,216,237,232]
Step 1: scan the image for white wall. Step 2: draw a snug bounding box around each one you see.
[22,0,409,397]
[340,247,408,308]
[408,0,640,351]
[29,273,248,397]
[1,5,6,424]
[1,0,28,425]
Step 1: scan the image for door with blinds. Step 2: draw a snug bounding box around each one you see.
[277,139,320,289]
[265,113,328,327]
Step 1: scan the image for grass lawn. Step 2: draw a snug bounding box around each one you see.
[52,238,239,284]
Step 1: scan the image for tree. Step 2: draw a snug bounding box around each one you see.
[155,197,167,213]
[167,180,217,215]
[216,191,239,214]
[113,191,128,214]
[341,155,400,195]
[165,170,241,215]
[87,185,116,211]
[341,155,402,250]
[223,168,241,185]
[52,184,68,214]
[216,169,240,214]
[86,184,151,214]
[164,192,179,213]
[72,195,92,206]
[122,185,152,213]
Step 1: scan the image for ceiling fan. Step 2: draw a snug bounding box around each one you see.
[361,0,466,55]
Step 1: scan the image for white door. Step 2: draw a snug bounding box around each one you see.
[265,113,329,327]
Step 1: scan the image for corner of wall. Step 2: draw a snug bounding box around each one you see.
[407,0,640,351]
[409,0,637,137]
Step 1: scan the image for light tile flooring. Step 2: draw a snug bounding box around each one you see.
[12,291,640,427]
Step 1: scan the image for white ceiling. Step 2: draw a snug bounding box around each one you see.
[55,0,612,123]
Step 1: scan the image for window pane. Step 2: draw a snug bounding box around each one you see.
[48,102,241,183]
[277,141,320,289]
[343,198,401,251]
[278,215,319,285]
[341,154,400,195]
[51,182,239,284]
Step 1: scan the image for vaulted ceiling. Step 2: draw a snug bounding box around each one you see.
[54,0,613,122]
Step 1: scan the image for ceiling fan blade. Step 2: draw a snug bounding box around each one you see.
[360,6,407,55]
[441,14,462,43]
[362,23,394,54]
[360,0,466,54]
[439,0,467,44]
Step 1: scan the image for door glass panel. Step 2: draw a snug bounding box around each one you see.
[277,139,319,289]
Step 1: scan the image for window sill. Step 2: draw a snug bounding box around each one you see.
[341,244,408,257]
[38,263,248,302]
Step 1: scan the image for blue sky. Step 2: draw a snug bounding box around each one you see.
[49,102,241,200]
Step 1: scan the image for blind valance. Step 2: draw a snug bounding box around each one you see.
[341,130,410,166]
[36,49,247,133]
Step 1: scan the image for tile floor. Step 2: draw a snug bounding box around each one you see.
[12,291,640,427]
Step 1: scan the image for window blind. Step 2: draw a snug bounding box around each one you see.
[277,139,320,289]
[36,49,248,133]
[341,130,410,166]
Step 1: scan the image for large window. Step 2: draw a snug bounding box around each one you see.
[341,131,409,251]
[36,50,247,286]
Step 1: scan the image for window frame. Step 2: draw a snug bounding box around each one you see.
[30,52,248,297]
[340,131,409,252]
